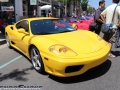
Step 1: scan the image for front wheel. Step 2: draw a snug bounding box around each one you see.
[30,46,44,73]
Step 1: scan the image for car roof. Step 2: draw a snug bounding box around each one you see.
[22,17,59,21]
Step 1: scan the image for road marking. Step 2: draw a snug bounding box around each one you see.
[0,55,22,69]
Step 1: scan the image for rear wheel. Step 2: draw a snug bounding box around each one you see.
[30,46,44,73]
[5,34,12,49]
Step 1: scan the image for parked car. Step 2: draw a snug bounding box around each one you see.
[63,17,89,30]
[5,17,110,77]
[78,16,93,25]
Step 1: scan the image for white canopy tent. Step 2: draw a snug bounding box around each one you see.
[40,5,52,17]
[40,5,51,10]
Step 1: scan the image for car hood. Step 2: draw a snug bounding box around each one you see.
[41,31,103,54]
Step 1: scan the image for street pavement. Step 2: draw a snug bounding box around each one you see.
[0,34,120,90]
[0,31,6,45]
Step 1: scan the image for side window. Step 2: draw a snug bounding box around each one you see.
[16,22,21,29]
[16,20,29,32]
[21,21,29,32]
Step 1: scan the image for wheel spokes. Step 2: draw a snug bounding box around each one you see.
[31,48,41,70]
[6,35,10,46]
[36,60,41,67]
[32,49,37,56]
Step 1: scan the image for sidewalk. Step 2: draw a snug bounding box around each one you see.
[0,31,6,45]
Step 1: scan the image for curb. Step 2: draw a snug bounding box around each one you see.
[0,40,6,45]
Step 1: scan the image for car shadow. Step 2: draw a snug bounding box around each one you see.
[10,48,112,83]
[12,48,48,75]
[0,66,34,82]
[49,60,112,84]
[111,51,120,57]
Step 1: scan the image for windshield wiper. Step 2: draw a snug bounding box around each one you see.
[59,30,75,33]
[34,32,53,35]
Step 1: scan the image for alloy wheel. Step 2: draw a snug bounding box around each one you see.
[31,47,42,71]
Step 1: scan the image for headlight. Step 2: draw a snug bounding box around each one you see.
[97,36,108,46]
[49,45,77,56]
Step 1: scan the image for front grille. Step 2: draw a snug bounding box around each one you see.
[65,65,84,73]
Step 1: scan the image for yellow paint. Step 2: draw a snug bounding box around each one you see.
[5,17,111,77]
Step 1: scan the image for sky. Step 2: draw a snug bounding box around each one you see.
[88,0,112,9]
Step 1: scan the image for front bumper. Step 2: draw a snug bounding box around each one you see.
[41,46,110,77]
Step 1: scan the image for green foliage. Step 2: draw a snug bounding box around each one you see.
[81,0,89,11]
[87,5,96,13]
[57,0,81,4]
[57,0,69,3]
[81,0,88,3]
[81,3,87,11]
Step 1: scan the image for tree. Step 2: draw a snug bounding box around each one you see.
[57,0,68,3]
[76,0,81,16]
[81,0,89,11]
[87,5,96,14]
[57,0,70,16]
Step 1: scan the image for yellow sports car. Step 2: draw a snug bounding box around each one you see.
[5,17,111,77]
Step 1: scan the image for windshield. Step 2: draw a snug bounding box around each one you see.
[65,18,78,23]
[30,19,76,35]
[67,18,78,23]
[70,18,78,22]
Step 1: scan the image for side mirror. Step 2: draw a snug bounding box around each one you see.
[72,23,76,28]
[72,23,78,29]
[18,28,29,34]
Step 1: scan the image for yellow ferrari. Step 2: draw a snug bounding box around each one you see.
[5,17,111,77]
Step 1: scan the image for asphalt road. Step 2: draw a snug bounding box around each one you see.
[0,43,120,90]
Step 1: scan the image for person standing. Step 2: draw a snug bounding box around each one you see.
[100,0,120,57]
[49,13,52,17]
[115,17,120,48]
[5,15,13,25]
[95,0,105,35]
[115,27,120,48]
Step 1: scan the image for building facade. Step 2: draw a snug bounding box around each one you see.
[0,0,62,22]
[0,0,15,21]
[0,0,82,22]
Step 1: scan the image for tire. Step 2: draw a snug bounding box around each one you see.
[5,34,12,49]
[30,46,44,73]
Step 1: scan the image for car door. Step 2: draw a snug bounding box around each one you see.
[15,20,30,53]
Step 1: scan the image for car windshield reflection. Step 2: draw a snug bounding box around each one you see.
[30,19,76,35]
